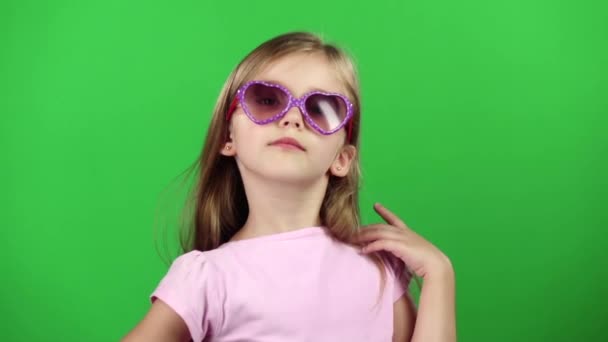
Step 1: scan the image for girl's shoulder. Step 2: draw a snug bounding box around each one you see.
[167,249,226,276]
[152,249,233,297]
[151,250,227,341]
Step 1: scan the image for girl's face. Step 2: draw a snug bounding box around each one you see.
[221,52,356,185]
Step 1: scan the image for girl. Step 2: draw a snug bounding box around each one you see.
[122,32,456,342]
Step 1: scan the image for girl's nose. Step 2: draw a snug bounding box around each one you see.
[279,106,304,129]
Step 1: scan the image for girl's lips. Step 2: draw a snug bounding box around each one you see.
[269,137,305,151]
[271,143,304,150]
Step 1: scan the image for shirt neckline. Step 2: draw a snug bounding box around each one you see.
[220,226,328,247]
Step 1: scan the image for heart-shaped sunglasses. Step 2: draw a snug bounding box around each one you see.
[226,80,354,141]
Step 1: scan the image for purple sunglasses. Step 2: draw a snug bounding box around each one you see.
[226,80,354,141]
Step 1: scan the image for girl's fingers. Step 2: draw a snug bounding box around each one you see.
[360,239,403,255]
[373,203,408,229]
[356,227,405,243]
[359,223,403,235]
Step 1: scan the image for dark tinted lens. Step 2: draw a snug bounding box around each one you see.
[243,83,288,121]
[304,94,348,131]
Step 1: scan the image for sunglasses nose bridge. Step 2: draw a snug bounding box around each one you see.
[283,97,306,117]
[278,98,307,127]
[291,97,305,110]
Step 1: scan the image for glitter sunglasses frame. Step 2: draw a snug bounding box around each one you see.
[226,80,354,141]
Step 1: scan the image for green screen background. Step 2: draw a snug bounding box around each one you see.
[1,0,606,341]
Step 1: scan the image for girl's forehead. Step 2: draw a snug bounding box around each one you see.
[250,53,348,96]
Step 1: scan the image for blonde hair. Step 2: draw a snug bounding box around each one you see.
[156,31,406,299]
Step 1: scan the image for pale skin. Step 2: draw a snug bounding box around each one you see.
[360,203,457,342]
[121,52,456,342]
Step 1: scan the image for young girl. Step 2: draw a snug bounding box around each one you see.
[122,32,456,342]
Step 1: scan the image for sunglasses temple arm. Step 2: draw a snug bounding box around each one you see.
[223,97,239,143]
[226,97,238,121]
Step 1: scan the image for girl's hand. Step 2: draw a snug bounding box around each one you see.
[356,203,453,279]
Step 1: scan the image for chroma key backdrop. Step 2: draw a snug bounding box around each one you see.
[1,0,606,341]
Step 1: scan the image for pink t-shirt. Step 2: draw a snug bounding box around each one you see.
[150,226,412,341]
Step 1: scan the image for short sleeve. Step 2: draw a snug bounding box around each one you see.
[382,252,412,302]
[150,251,222,342]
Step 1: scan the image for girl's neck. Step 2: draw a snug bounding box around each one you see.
[230,173,328,242]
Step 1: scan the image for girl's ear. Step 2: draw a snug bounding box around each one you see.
[220,127,236,156]
[220,141,236,156]
[329,144,357,177]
